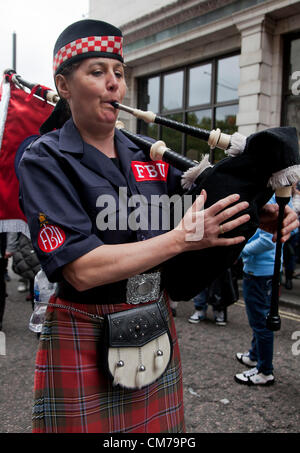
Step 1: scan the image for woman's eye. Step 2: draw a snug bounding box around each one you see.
[92,70,103,76]
[115,72,123,79]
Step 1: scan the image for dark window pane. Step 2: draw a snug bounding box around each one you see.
[285,98,300,139]
[186,110,212,162]
[161,113,183,154]
[216,105,238,133]
[162,71,184,112]
[215,105,238,162]
[147,76,160,113]
[217,55,239,102]
[188,64,212,106]
[290,38,300,79]
[146,123,159,140]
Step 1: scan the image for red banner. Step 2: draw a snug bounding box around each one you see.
[0,78,54,232]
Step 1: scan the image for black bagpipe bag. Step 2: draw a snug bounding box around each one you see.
[163,126,300,301]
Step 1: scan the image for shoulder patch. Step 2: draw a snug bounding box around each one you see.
[38,224,66,252]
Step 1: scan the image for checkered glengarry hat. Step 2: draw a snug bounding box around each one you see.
[53,19,123,76]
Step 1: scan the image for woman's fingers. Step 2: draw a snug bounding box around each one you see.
[207,193,241,216]
[214,235,246,246]
[215,201,249,225]
[219,214,250,235]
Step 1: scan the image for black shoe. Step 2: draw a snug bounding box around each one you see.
[285,279,293,290]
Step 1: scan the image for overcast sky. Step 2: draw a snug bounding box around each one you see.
[0,0,90,91]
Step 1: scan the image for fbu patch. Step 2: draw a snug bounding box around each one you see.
[131,161,169,181]
[38,224,66,252]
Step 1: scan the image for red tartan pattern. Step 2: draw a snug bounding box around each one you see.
[32,292,185,433]
[53,36,123,73]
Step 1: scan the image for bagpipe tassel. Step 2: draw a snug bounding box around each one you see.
[268,165,300,190]
[181,154,212,190]
[154,349,164,371]
[113,359,125,386]
[135,364,146,389]
[225,132,247,156]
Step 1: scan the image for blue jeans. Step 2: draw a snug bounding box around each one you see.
[194,289,208,310]
[243,273,274,375]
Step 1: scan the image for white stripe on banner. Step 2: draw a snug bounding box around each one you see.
[0,81,11,152]
[0,219,30,236]
[0,332,6,356]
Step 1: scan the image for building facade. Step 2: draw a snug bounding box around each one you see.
[89,0,300,161]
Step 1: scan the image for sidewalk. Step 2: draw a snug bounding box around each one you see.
[279,262,300,309]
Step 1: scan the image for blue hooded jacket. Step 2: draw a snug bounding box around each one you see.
[242,195,298,276]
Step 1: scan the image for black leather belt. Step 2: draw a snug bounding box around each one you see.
[56,267,163,305]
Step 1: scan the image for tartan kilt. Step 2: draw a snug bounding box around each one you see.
[32,290,185,433]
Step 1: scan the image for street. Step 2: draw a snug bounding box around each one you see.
[0,268,299,434]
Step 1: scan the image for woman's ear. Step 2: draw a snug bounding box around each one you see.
[55,74,70,100]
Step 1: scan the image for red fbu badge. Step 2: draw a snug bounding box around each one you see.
[38,225,66,253]
[131,161,169,182]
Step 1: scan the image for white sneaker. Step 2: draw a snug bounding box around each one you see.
[235,367,275,386]
[236,352,258,368]
[188,309,206,324]
[17,282,27,292]
[214,310,226,326]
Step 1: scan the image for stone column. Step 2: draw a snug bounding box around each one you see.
[236,16,275,136]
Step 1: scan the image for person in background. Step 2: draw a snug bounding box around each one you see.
[11,233,41,308]
[188,266,238,326]
[0,233,16,331]
[291,182,300,268]
[235,194,297,386]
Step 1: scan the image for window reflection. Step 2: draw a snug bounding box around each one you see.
[289,38,300,93]
[286,100,300,140]
[186,110,212,162]
[188,64,211,106]
[161,113,183,154]
[137,53,240,156]
[217,55,239,102]
[147,77,160,113]
[162,71,183,112]
[216,105,238,134]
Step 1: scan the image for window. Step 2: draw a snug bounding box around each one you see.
[137,53,240,163]
[282,33,300,140]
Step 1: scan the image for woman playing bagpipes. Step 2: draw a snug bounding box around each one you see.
[18,19,299,433]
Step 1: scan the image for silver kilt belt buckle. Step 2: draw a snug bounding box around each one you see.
[126,271,161,304]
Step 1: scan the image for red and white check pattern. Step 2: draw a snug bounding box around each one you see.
[53,35,123,73]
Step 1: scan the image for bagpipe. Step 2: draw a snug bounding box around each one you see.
[111,102,300,331]
[2,71,300,331]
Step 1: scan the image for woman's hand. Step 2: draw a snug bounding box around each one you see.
[259,203,299,242]
[175,190,250,251]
